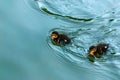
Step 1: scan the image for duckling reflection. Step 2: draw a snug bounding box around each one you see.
[51,31,71,46]
[87,43,109,62]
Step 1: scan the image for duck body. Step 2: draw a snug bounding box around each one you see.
[89,43,109,58]
[87,43,109,62]
[51,31,71,45]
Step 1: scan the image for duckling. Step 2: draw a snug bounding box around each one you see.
[87,43,109,62]
[89,43,109,58]
[51,31,71,45]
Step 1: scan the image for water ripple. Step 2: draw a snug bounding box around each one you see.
[47,22,120,65]
[27,0,120,77]
[36,0,120,22]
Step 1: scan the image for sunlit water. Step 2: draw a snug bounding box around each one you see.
[1,0,120,80]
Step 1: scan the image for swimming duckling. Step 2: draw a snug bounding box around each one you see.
[51,31,71,45]
[87,43,109,62]
[89,43,109,58]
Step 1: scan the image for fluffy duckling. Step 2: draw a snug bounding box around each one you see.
[51,31,71,45]
[87,43,109,62]
[89,43,109,57]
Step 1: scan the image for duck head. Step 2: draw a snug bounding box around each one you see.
[51,31,59,40]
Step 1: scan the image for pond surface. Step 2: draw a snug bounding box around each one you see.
[0,0,120,80]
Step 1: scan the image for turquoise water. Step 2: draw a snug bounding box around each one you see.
[0,0,120,80]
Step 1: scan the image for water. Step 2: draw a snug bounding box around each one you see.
[0,0,120,80]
